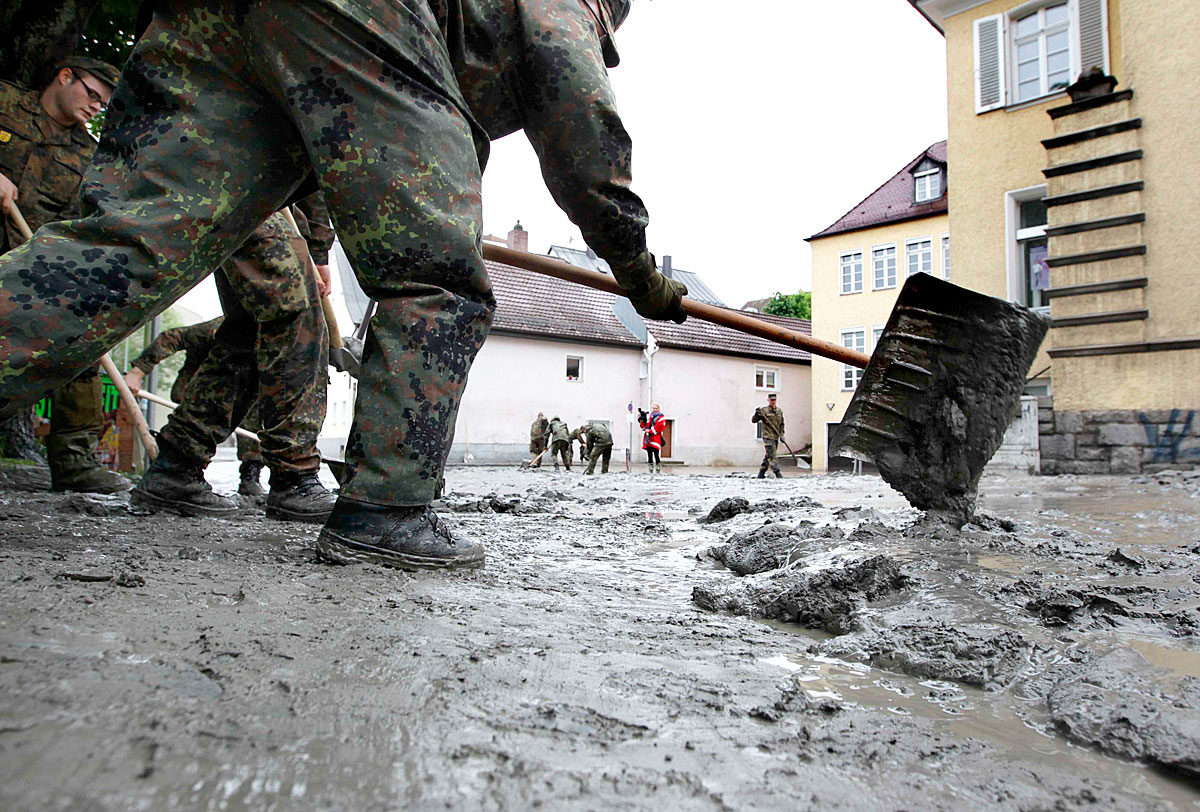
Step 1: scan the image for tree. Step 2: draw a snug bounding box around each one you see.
[763,290,812,320]
[1,0,138,89]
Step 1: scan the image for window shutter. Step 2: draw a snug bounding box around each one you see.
[1076,0,1109,78]
[974,14,1006,113]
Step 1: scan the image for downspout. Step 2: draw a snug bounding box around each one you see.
[643,332,658,409]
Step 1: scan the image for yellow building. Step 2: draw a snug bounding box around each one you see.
[807,143,950,471]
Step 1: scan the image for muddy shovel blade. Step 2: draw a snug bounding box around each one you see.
[831,273,1049,523]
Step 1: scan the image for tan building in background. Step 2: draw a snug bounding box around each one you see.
[907,0,1199,472]
[807,143,950,471]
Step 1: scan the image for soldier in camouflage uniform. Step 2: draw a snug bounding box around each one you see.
[0,56,130,494]
[528,412,548,467]
[128,207,335,520]
[548,417,572,472]
[0,0,684,571]
[752,393,786,479]
[580,421,613,475]
[126,316,269,496]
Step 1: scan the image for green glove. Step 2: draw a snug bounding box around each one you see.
[610,252,688,324]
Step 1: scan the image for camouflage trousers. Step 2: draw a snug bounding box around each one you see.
[171,351,262,466]
[759,439,781,476]
[161,213,326,473]
[584,442,612,475]
[550,440,571,470]
[0,0,493,505]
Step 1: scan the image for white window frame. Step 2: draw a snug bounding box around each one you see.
[941,233,951,280]
[975,0,1110,114]
[1010,1,1073,104]
[905,237,934,278]
[914,168,942,203]
[1004,184,1051,315]
[871,243,897,291]
[872,324,885,351]
[840,328,866,392]
[755,366,780,391]
[565,354,584,382]
[839,250,863,295]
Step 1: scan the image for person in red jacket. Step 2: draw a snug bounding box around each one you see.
[639,404,666,474]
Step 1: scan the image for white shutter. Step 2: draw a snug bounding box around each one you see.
[974,14,1006,113]
[1075,0,1110,79]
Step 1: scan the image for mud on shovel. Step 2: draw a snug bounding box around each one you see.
[482,245,1048,524]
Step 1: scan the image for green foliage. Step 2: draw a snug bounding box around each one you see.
[80,0,139,138]
[763,290,812,320]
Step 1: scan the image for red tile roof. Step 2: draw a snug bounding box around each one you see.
[808,141,948,240]
[485,260,812,363]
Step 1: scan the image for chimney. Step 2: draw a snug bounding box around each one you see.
[662,255,673,279]
[507,221,528,252]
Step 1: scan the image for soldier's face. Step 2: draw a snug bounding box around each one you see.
[58,70,112,125]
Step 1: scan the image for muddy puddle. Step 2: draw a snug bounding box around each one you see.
[2,462,1199,810]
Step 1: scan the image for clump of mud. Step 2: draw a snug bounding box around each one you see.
[699,496,825,524]
[692,555,908,634]
[818,624,1033,690]
[703,522,846,576]
[1048,648,1200,778]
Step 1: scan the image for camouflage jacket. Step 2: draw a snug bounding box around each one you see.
[752,406,786,440]
[548,418,569,442]
[584,421,612,445]
[0,81,96,254]
[440,0,650,269]
[530,416,549,442]
[291,190,335,265]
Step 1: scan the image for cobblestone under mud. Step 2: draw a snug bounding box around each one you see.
[1,461,1198,810]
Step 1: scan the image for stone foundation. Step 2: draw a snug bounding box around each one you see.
[1038,399,1200,474]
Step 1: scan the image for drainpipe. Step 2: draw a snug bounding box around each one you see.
[643,332,658,411]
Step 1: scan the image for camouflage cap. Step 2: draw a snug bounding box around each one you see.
[62,56,121,90]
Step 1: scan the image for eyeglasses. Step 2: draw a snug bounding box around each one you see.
[72,72,109,111]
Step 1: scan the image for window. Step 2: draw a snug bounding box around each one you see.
[755,367,779,390]
[840,251,863,295]
[941,233,951,280]
[914,169,942,203]
[872,325,885,349]
[841,328,865,391]
[1006,187,1051,312]
[872,244,897,290]
[1013,3,1071,103]
[974,0,1110,114]
[905,238,933,277]
[566,355,583,381]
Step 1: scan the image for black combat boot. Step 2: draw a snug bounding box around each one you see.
[266,470,336,523]
[316,498,484,571]
[238,461,266,498]
[774,470,783,479]
[48,431,133,493]
[131,442,237,517]
[757,470,766,479]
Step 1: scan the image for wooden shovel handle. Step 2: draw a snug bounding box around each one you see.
[279,207,343,350]
[482,244,871,368]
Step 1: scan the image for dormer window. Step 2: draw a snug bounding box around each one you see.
[912,156,944,204]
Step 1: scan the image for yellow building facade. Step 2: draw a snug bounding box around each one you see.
[899,0,1199,472]
[807,144,950,471]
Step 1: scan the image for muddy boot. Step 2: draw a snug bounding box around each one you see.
[774,470,783,479]
[757,470,766,479]
[316,498,484,571]
[47,431,133,493]
[238,462,266,498]
[131,442,237,517]
[265,471,336,523]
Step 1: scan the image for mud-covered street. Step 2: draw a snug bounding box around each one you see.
[1,461,1199,810]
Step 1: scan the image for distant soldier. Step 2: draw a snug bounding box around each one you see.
[581,422,614,475]
[548,416,571,472]
[529,412,549,467]
[126,317,267,497]
[752,393,785,479]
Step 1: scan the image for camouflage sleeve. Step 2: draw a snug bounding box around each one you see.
[517,1,649,272]
[294,190,335,265]
[131,317,222,372]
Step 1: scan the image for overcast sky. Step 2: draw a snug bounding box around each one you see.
[180,0,947,319]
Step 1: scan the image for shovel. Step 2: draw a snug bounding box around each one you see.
[520,446,550,470]
[482,244,1048,524]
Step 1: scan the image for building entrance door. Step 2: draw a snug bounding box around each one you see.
[661,420,673,458]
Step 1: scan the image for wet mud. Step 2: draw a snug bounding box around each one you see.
[1,461,1198,810]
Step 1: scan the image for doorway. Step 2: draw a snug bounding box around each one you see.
[661,420,674,458]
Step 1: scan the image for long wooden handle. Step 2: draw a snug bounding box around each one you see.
[136,389,260,442]
[99,353,159,459]
[279,207,344,350]
[7,204,160,458]
[482,244,871,368]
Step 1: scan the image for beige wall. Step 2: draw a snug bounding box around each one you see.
[808,213,949,470]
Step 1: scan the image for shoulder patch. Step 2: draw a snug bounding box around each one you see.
[0,131,10,143]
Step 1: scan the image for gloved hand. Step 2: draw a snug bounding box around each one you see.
[610,251,688,324]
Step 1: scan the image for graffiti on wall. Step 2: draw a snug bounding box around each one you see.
[1140,410,1199,464]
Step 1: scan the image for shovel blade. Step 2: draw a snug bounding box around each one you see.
[832,273,1049,523]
